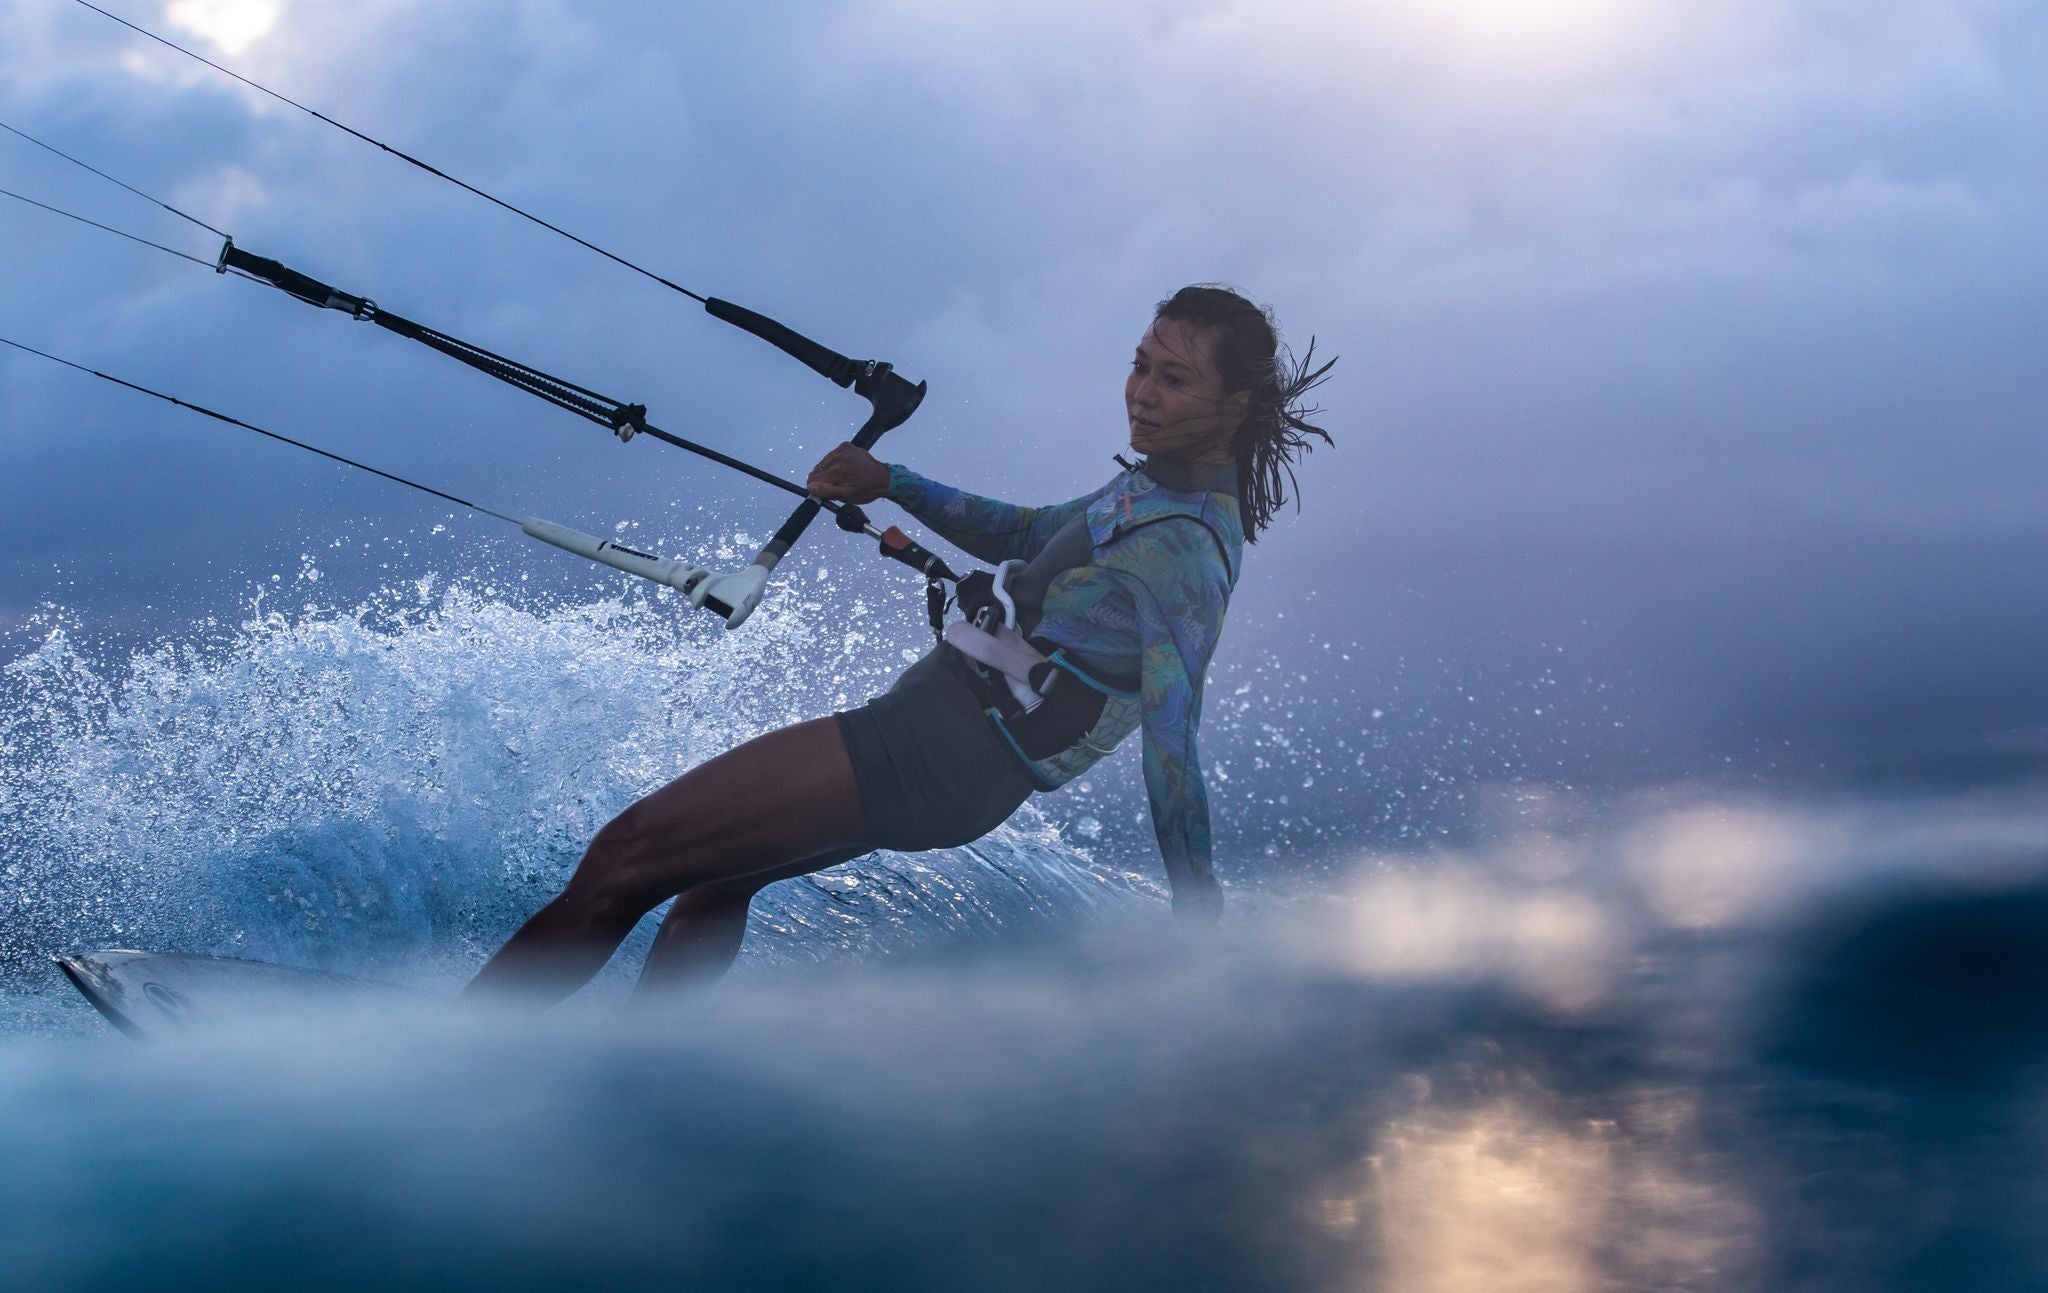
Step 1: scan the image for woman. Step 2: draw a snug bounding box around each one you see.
[465,285,1333,1001]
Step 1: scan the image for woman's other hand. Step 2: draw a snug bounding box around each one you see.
[807,442,891,504]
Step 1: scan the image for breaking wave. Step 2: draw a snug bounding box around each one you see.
[0,571,1160,997]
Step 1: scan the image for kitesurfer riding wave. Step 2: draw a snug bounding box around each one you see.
[465,285,1334,1000]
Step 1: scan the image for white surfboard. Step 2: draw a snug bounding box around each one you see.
[56,949,425,1040]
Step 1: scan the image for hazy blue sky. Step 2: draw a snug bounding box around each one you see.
[2,0,2044,784]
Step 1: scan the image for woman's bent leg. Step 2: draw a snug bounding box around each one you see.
[633,847,870,996]
[463,717,867,1005]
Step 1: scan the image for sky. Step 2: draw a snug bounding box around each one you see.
[2,0,2044,793]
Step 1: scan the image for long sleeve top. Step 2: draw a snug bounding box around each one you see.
[885,458,1243,913]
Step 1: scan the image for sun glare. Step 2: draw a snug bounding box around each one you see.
[164,0,279,57]
[1424,0,1634,74]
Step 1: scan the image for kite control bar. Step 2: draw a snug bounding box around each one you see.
[703,297,929,624]
[214,240,942,629]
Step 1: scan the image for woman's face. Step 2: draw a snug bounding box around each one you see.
[1125,316,1249,464]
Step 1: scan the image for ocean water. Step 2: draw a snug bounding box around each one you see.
[4,574,2047,1290]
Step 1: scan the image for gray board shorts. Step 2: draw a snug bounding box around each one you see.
[832,646,1038,852]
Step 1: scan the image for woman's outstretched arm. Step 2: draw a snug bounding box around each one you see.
[808,441,1117,565]
[882,465,1115,565]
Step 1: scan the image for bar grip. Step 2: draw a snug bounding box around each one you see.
[704,293,930,588]
[705,297,862,388]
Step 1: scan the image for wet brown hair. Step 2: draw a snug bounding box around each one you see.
[1153,284,1335,541]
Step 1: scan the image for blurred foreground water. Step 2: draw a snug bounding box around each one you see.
[5,583,2047,1289]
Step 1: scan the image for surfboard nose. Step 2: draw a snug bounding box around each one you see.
[54,951,153,1039]
[54,949,429,1042]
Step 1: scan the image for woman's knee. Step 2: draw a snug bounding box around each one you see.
[587,797,655,862]
[557,809,677,922]
[569,796,760,919]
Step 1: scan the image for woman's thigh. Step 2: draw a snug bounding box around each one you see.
[575,717,870,905]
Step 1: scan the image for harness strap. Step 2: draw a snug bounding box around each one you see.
[943,621,1054,711]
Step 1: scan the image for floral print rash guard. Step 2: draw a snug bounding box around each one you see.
[885,459,1244,911]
